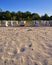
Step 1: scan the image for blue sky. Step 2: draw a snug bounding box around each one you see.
[0,0,52,16]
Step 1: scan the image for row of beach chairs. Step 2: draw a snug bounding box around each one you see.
[0,20,52,27]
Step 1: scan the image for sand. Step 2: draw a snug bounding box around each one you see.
[0,27,52,65]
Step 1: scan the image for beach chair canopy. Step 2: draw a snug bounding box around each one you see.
[20,21,26,25]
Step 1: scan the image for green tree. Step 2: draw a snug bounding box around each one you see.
[32,13,40,20]
[11,12,16,20]
[5,11,11,20]
[11,16,16,20]
[0,12,6,20]
[50,16,52,20]
[16,11,23,20]
[0,12,2,20]
[11,12,16,17]
[41,14,49,20]
[24,11,32,21]
[0,10,52,21]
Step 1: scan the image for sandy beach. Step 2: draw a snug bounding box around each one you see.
[0,27,52,65]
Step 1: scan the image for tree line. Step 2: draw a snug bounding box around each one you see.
[0,10,52,21]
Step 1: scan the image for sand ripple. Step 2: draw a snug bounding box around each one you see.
[0,27,52,65]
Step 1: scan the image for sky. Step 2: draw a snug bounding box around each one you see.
[0,0,52,16]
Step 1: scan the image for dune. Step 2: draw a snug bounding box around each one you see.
[0,27,52,65]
